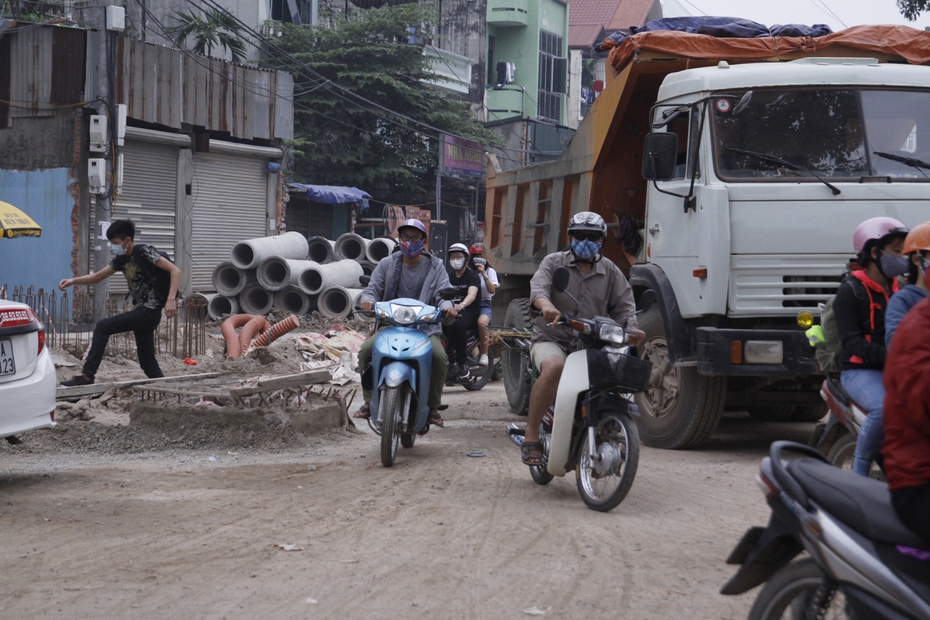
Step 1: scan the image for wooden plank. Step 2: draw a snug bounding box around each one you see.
[229,368,332,397]
[57,372,225,400]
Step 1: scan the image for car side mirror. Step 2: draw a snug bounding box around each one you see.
[552,267,570,293]
[642,132,678,181]
[359,275,372,286]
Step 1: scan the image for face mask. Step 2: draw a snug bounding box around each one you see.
[399,239,424,258]
[111,241,127,256]
[878,251,909,278]
[571,239,601,261]
[918,255,930,289]
[450,259,465,271]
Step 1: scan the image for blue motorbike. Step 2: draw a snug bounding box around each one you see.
[361,297,447,467]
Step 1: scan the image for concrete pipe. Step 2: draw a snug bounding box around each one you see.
[359,260,377,278]
[365,237,397,263]
[213,262,255,297]
[298,259,364,295]
[231,231,309,270]
[318,286,363,320]
[307,236,337,264]
[238,283,274,316]
[202,293,240,320]
[257,257,319,292]
[274,285,315,316]
[334,232,370,263]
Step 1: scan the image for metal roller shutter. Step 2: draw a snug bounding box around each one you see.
[189,151,269,290]
[99,140,180,294]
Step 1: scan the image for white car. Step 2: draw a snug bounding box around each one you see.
[0,300,56,439]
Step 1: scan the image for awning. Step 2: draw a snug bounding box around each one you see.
[289,183,372,204]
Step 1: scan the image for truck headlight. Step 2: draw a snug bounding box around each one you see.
[744,340,783,364]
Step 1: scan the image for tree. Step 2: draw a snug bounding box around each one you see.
[167,8,248,64]
[263,4,500,198]
[897,0,930,20]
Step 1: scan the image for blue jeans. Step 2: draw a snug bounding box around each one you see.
[840,368,885,476]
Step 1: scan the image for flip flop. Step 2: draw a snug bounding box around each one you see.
[353,403,371,419]
[521,442,544,467]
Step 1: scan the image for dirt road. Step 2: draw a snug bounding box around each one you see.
[1,383,814,619]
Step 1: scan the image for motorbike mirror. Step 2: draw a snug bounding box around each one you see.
[552,267,570,293]
[438,286,467,301]
[637,289,656,314]
[359,275,372,286]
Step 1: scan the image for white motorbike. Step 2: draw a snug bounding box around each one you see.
[507,267,654,512]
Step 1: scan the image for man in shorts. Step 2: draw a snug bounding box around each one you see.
[520,211,639,466]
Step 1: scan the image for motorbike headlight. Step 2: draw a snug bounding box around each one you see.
[598,323,627,345]
[391,304,422,325]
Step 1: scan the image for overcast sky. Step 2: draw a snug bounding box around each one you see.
[660,0,930,32]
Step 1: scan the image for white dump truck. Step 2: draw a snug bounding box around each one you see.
[487,25,930,448]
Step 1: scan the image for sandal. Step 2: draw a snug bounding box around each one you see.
[353,403,371,419]
[521,442,544,467]
[427,409,444,428]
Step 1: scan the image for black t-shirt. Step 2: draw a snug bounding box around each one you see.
[448,268,481,319]
[110,244,164,310]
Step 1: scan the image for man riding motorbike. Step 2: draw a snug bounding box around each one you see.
[834,217,909,477]
[354,219,457,428]
[520,211,640,467]
[443,243,480,380]
[885,221,930,348]
[469,243,499,367]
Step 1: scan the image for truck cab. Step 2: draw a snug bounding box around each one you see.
[485,30,930,448]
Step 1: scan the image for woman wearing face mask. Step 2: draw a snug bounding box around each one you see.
[885,221,930,348]
[443,243,481,380]
[835,217,910,476]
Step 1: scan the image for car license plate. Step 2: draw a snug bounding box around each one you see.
[0,338,15,376]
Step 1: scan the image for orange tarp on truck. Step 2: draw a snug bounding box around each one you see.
[601,24,930,73]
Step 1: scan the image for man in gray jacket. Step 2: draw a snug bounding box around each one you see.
[354,219,458,428]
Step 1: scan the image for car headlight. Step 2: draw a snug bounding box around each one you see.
[391,304,422,325]
[598,323,627,345]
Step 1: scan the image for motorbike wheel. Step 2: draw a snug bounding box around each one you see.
[748,558,850,620]
[462,351,494,392]
[379,386,403,467]
[576,411,640,512]
[530,464,554,485]
[401,433,416,449]
[826,433,885,481]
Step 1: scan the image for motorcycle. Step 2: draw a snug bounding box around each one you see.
[506,266,652,512]
[358,296,447,467]
[438,285,495,392]
[808,376,886,479]
[721,441,930,620]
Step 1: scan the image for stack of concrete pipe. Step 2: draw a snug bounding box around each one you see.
[206,230,401,320]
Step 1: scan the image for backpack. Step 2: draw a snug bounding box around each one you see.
[814,275,865,374]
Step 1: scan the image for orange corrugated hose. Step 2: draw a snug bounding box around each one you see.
[238,315,271,353]
[251,314,300,347]
[222,314,255,359]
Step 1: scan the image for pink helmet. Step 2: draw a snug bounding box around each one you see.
[852,217,909,254]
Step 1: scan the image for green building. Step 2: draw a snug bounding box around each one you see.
[486,0,570,126]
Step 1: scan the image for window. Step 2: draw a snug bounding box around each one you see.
[655,111,701,180]
[711,87,930,182]
[538,30,566,122]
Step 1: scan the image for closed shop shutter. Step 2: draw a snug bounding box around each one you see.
[95,139,180,294]
[189,150,269,290]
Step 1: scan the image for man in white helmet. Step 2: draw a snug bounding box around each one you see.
[520,211,639,466]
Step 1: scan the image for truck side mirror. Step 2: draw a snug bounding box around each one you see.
[637,289,656,313]
[642,132,678,181]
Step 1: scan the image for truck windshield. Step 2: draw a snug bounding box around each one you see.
[711,88,930,182]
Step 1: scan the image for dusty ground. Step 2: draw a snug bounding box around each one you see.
[0,376,817,619]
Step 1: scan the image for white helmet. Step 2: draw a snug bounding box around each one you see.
[448,242,470,256]
[567,211,607,236]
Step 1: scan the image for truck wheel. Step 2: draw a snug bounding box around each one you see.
[746,405,795,422]
[790,404,828,423]
[502,299,533,415]
[634,307,726,449]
